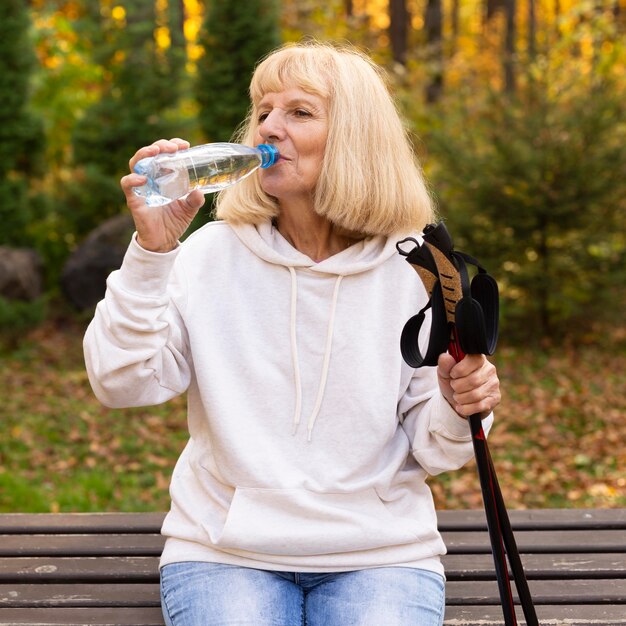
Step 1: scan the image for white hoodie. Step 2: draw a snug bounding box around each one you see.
[84,219,492,577]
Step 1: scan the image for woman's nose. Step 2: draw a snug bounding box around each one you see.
[258,109,285,143]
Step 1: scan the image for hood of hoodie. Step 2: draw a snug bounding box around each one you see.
[231,220,401,276]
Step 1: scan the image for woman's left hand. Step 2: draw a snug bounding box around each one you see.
[437,353,501,419]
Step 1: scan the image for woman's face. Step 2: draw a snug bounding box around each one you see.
[254,86,328,205]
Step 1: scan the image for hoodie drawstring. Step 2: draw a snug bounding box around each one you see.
[288,268,344,441]
[288,267,303,434]
[307,275,343,441]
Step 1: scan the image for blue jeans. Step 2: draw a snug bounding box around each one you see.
[160,561,445,626]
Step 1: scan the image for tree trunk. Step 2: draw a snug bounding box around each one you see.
[486,0,506,22]
[528,0,536,59]
[424,0,443,102]
[167,0,186,67]
[389,0,409,65]
[615,0,625,34]
[537,216,551,337]
[176,0,186,45]
[451,0,460,54]
[504,0,516,92]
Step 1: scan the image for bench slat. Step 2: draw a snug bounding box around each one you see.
[437,508,626,531]
[1,605,626,626]
[0,514,165,535]
[1,508,624,535]
[3,529,624,557]
[443,529,626,553]
[0,536,164,557]
[443,552,626,579]
[445,578,626,604]
[0,607,165,626]
[0,557,159,583]
[444,604,626,624]
[2,579,625,608]
[1,553,624,583]
[0,584,159,607]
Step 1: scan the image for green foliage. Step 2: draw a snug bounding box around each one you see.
[420,67,626,342]
[71,0,190,228]
[0,0,44,246]
[196,0,281,142]
[0,297,46,349]
[72,1,187,167]
[0,180,32,248]
[31,4,104,167]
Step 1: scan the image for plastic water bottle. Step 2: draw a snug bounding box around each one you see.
[132,142,280,206]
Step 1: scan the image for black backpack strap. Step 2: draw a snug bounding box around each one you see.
[396,238,450,367]
[450,250,499,357]
[399,284,449,368]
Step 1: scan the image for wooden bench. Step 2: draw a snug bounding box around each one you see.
[0,509,624,625]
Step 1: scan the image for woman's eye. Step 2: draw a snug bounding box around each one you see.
[258,112,269,123]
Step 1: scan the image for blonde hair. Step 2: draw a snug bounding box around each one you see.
[215,41,435,236]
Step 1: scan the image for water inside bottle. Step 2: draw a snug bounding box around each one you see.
[153,154,261,201]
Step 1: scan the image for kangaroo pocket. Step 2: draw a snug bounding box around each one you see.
[208,487,421,557]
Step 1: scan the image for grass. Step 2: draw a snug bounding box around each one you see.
[0,318,624,513]
[1,319,187,512]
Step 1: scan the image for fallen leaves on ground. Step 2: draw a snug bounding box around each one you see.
[430,343,626,510]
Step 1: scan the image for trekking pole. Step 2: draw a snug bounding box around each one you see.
[484,427,539,624]
[397,222,539,626]
[449,332,519,626]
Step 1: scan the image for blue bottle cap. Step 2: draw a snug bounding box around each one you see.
[257,144,280,168]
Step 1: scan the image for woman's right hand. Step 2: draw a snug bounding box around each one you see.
[120,138,206,253]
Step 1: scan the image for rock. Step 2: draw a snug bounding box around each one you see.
[61,213,135,310]
[0,247,43,301]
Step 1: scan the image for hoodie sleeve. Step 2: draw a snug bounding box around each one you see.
[83,235,191,409]
[398,366,494,476]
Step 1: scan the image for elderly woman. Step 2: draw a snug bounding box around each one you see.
[84,42,500,626]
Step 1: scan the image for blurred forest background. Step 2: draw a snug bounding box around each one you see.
[0,0,624,513]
